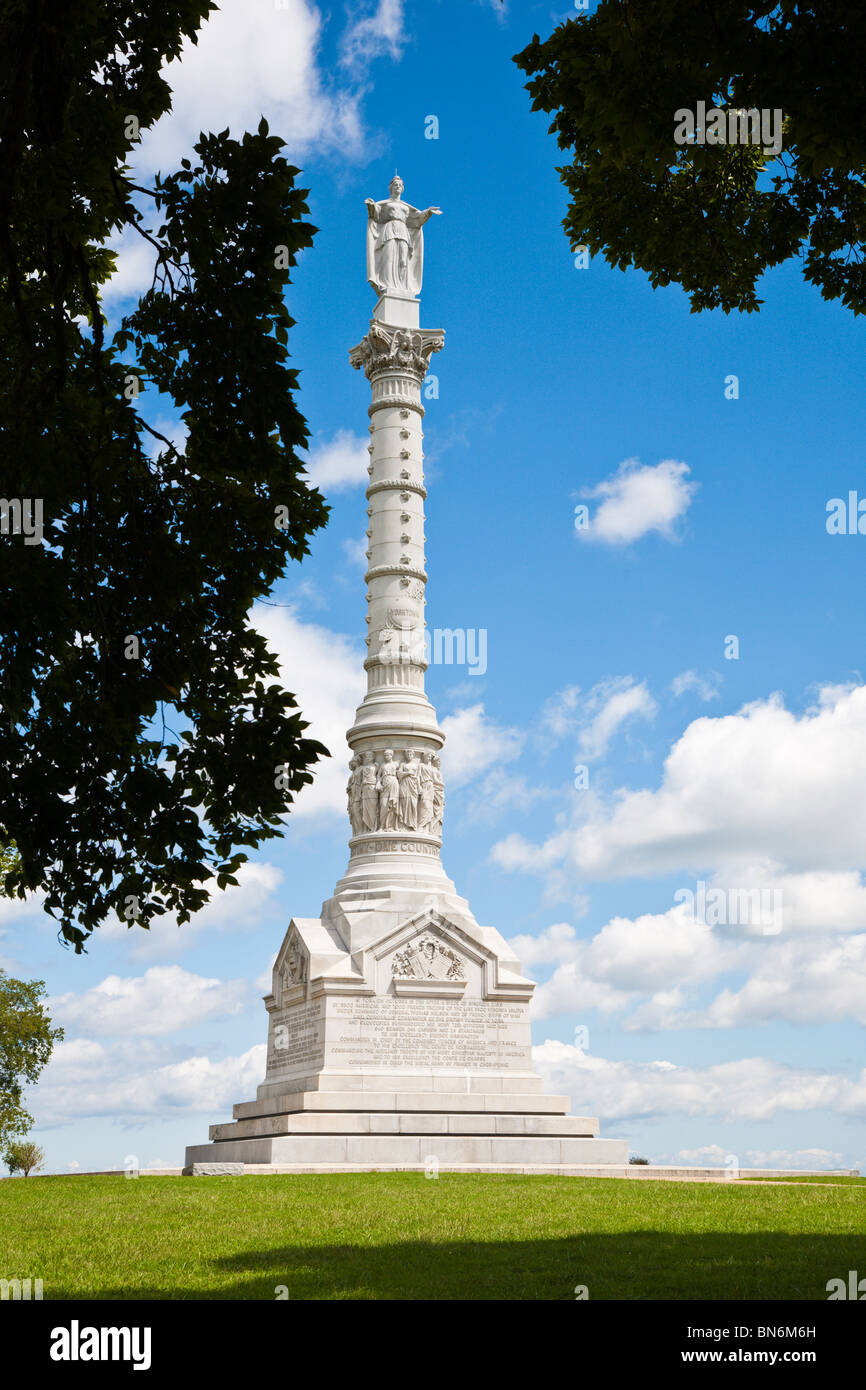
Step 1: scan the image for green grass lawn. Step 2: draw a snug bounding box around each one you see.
[743,1175,866,1185]
[1,1173,864,1300]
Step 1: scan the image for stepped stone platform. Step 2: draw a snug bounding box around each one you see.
[186,1072,627,1170]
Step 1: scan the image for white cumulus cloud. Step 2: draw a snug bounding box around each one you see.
[495,683,866,884]
[532,1041,866,1125]
[49,966,249,1037]
[542,677,657,758]
[671,669,721,702]
[34,1040,267,1126]
[510,866,866,1031]
[253,604,365,819]
[439,703,523,788]
[137,0,365,175]
[578,458,696,545]
[102,0,386,305]
[303,430,370,492]
[340,0,406,70]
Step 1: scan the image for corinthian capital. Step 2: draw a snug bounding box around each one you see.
[349,322,445,382]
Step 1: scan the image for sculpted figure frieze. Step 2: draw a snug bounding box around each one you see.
[359,750,379,832]
[417,750,436,832]
[377,749,400,831]
[346,747,445,837]
[397,748,421,829]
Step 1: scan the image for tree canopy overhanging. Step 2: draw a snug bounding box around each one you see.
[515,1,866,314]
[0,2,329,950]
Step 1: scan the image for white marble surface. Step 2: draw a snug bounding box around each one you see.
[184,186,628,1175]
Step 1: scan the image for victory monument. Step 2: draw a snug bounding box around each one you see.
[185,178,628,1172]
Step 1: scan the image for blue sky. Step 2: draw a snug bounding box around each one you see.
[4,0,866,1174]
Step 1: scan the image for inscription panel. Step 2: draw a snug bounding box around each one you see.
[326,996,530,1071]
[266,999,325,1079]
[264,995,532,1082]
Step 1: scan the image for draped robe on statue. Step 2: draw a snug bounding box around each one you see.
[366,197,426,297]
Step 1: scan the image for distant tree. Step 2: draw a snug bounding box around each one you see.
[0,970,63,1151]
[4,1139,44,1178]
[515,2,866,314]
[0,842,20,893]
[629,1155,650,1165]
[0,2,329,950]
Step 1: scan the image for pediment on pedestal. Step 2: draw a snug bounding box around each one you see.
[266,917,365,1010]
[365,907,534,1001]
[265,919,311,1010]
[263,907,535,1006]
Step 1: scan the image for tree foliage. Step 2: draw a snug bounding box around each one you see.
[4,1138,44,1177]
[515,2,866,313]
[0,842,20,892]
[0,970,63,1149]
[0,3,329,948]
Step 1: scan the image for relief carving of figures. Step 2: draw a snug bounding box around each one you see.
[392,934,465,981]
[349,747,445,837]
[365,175,441,298]
[377,749,400,831]
[359,750,379,832]
[431,753,445,835]
[378,612,424,666]
[416,750,435,831]
[279,933,307,995]
[347,756,362,835]
[397,748,421,830]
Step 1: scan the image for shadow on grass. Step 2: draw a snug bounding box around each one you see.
[50,1232,866,1301]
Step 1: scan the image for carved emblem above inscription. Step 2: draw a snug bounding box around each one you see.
[392,933,465,981]
[278,930,308,999]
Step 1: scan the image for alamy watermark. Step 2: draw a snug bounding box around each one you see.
[674,104,783,156]
[379,625,487,676]
[1,1277,43,1300]
[826,492,866,534]
[0,497,43,545]
[675,880,783,935]
[50,1324,152,1370]
[827,1271,866,1300]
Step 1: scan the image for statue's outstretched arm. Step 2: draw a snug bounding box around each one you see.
[407,205,442,228]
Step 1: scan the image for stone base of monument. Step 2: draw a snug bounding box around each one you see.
[184,897,628,1174]
[184,1079,627,1170]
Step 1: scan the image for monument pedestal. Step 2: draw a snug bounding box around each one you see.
[184,178,627,1174]
[185,893,627,1173]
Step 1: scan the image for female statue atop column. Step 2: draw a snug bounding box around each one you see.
[365,175,442,298]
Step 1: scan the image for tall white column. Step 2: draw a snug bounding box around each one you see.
[334,295,452,899]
